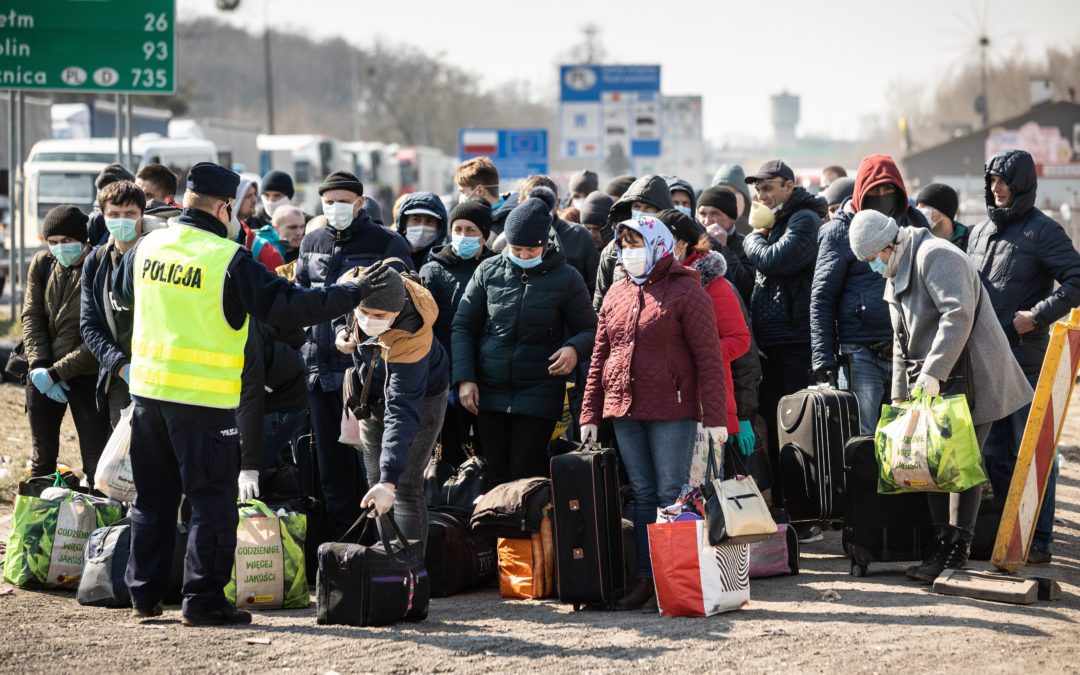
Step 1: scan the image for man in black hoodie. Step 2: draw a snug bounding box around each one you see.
[743,160,825,519]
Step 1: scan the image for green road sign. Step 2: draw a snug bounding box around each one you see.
[0,0,175,94]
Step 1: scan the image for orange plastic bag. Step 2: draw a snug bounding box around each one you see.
[498,507,555,599]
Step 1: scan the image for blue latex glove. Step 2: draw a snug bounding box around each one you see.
[120,364,131,384]
[732,419,756,456]
[28,368,52,394]
[44,380,69,404]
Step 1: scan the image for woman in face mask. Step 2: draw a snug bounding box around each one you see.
[332,265,450,552]
[849,210,1032,584]
[579,214,731,611]
[22,205,111,488]
[395,191,449,270]
[451,197,597,489]
[418,199,495,468]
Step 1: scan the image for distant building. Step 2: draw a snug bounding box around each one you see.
[903,100,1080,211]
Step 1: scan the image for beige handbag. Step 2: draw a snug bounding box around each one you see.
[702,442,777,546]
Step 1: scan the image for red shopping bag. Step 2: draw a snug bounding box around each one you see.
[648,520,749,617]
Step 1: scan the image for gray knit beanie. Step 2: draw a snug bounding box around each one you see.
[359,268,407,312]
[823,177,856,207]
[849,210,899,260]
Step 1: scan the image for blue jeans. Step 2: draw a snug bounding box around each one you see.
[261,410,307,472]
[838,343,893,436]
[612,417,697,579]
[983,372,1056,550]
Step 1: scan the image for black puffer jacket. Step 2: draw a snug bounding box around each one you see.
[419,243,496,357]
[742,187,825,347]
[968,149,1080,374]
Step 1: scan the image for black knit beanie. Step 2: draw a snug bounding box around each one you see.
[261,170,295,199]
[604,175,636,198]
[915,183,959,221]
[359,268,407,313]
[448,199,493,238]
[657,209,703,246]
[504,198,552,247]
[580,190,615,226]
[318,170,364,197]
[43,205,89,243]
[528,186,558,212]
[698,187,738,221]
[95,163,135,191]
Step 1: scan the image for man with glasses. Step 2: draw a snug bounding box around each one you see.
[114,162,393,626]
[743,160,826,540]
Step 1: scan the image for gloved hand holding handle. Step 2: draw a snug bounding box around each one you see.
[362,482,396,516]
[580,423,598,444]
[913,373,939,399]
[350,261,392,298]
[237,469,260,500]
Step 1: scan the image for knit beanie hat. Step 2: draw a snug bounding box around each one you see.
[849,210,899,260]
[359,268,407,313]
[449,199,493,238]
[260,170,295,199]
[604,175,636,198]
[504,197,552,247]
[43,205,89,243]
[569,170,599,196]
[579,190,615,226]
[318,170,364,197]
[95,163,135,192]
[915,183,959,221]
[656,208,703,246]
[528,186,558,212]
[698,186,738,221]
[823,177,855,207]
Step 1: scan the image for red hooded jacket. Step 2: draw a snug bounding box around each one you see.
[852,154,910,216]
[582,255,728,428]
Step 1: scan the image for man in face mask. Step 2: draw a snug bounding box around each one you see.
[248,170,313,228]
[567,169,599,209]
[294,169,413,542]
[809,153,929,439]
[232,177,283,272]
[394,191,448,270]
[916,182,969,250]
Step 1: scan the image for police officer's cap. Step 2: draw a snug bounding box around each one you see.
[186,162,240,199]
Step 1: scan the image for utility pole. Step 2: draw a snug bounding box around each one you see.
[583,24,598,64]
[263,1,275,134]
[978,35,990,128]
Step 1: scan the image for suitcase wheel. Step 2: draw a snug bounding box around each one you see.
[850,562,867,577]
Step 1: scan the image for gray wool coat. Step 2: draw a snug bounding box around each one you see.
[884,227,1032,426]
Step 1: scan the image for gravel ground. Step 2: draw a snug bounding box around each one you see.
[0,382,1079,673]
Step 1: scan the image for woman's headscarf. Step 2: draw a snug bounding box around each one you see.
[615,215,675,284]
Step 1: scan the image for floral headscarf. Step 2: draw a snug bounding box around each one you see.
[615,215,674,284]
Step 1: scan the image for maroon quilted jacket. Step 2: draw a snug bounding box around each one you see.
[581,255,728,427]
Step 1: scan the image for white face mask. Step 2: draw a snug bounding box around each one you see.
[262,195,290,216]
[621,247,647,277]
[405,224,438,249]
[323,200,357,230]
[356,311,392,337]
[571,198,584,210]
[918,206,940,227]
[227,216,242,240]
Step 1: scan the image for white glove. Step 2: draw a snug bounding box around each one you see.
[914,373,940,398]
[705,426,729,446]
[580,424,598,444]
[237,470,260,501]
[361,482,396,516]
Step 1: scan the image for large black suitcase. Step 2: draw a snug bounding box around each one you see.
[777,387,859,522]
[425,511,496,597]
[76,518,188,607]
[549,445,626,610]
[841,436,933,576]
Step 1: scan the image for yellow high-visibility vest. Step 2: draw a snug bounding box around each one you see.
[129,224,248,408]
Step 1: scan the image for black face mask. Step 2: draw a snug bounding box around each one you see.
[860,192,904,219]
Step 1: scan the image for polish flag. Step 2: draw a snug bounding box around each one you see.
[463,130,498,156]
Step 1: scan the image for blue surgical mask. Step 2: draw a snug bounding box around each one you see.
[631,209,650,220]
[452,234,482,259]
[105,217,138,243]
[49,242,85,267]
[868,256,887,276]
[507,250,543,269]
[674,205,692,218]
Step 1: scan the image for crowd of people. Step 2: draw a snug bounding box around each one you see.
[20,145,1080,623]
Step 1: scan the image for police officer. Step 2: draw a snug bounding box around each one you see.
[115,163,391,626]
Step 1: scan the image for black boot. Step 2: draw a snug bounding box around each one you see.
[907,525,958,583]
[616,578,656,611]
[942,530,973,572]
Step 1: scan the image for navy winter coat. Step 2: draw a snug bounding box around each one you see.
[80,242,131,411]
[742,187,825,347]
[294,211,413,391]
[451,244,597,420]
[810,199,929,371]
[968,149,1080,374]
[419,243,495,358]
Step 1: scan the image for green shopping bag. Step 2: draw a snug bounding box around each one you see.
[2,472,124,589]
[875,392,987,494]
[224,499,308,610]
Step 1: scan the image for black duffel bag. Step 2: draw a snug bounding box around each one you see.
[425,511,495,597]
[316,507,429,627]
[423,443,486,520]
[76,518,188,607]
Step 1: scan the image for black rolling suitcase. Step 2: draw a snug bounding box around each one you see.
[842,436,933,576]
[777,387,859,522]
[549,444,627,610]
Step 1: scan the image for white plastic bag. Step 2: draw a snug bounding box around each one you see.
[338,407,362,447]
[94,403,136,502]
